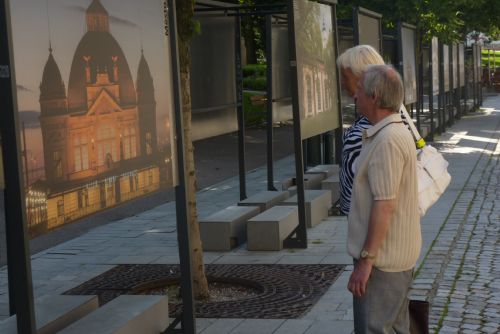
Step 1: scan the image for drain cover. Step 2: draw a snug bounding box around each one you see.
[64,264,345,319]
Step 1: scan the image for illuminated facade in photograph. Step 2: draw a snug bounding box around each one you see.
[22,0,173,234]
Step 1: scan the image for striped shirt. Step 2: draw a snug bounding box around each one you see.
[339,116,371,215]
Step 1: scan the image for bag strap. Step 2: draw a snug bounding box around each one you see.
[400,104,426,149]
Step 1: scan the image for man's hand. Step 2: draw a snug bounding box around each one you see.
[347,259,373,297]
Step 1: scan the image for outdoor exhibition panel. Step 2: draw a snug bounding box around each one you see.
[452,43,459,89]
[271,15,293,123]
[0,0,196,332]
[190,12,238,141]
[443,44,450,92]
[459,43,465,87]
[286,0,339,248]
[353,7,382,53]
[431,37,440,96]
[6,0,179,236]
[398,22,417,105]
[291,0,340,140]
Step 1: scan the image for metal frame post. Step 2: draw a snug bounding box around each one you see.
[265,14,277,191]
[167,0,195,332]
[438,42,445,133]
[333,4,343,164]
[428,44,435,141]
[0,0,36,332]
[235,15,247,200]
[283,0,308,249]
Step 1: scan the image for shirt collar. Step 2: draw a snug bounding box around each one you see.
[363,113,403,139]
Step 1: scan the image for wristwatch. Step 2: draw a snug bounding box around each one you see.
[360,249,376,260]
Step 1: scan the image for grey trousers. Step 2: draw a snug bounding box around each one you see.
[353,265,413,334]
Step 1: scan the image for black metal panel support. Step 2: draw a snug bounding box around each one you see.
[283,0,307,249]
[472,46,477,110]
[235,15,247,200]
[417,43,423,133]
[0,1,36,332]
[438,43,445,133]
[323,132,334,164]
[352,7,360,46]
[448,48,454,127]
[265,15,277,191]
[428,46,435,141]
[479,47,483,107]
[168,0,195,333]
[333,4,343,164]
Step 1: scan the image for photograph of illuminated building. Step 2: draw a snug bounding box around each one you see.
[10,0,176,235]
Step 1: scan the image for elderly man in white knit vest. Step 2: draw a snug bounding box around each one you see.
[347,64,421,333]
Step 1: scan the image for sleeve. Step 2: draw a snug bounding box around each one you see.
[368,139,405,200]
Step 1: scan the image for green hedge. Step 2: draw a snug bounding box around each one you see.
[242,64,267,77]
[243,76,267,91]
[243,92,267,127]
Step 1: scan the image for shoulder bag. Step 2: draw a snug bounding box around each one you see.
[400,106,451,217]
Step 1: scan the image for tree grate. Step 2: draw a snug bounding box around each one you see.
[64,264,345,319]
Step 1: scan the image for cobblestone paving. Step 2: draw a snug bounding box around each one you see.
[410,104,500,333]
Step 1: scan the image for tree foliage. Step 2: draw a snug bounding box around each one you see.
[337,0,500,43]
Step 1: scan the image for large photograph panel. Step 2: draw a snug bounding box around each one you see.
[400,25,417,104]
[431,37,439,96]
[459,43,465,87]
[452,43,458,89]
[293,0,339,139]
[190,15,238,140]
[356,10,381,53]
[272,17,293,122]
[9,0,177,234]
[443,44,450,92]
[477,45,482,83]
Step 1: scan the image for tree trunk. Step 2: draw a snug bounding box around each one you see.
[175,0,209,300]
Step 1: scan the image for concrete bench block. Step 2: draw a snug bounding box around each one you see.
[321,174,340,205]
[0,295,98,334]
[281,173,325,195]
[247,206,298,251]
[199,205,260,251]
[278,190,331,228]
[59,295,169,334]
[306,164,340,178]
[238,190,289,212]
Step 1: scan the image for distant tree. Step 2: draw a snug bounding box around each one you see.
[337,0,499,43]
[175,0,209,300]
[216,0,285,64]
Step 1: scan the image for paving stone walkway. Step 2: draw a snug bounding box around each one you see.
[0,94,500,333]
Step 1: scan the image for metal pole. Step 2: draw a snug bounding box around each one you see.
[417,42,423,133]
[448,47,454,126]
[438,43,445,133]
[235,15,247,200]
[428,45,434,141]
[0,0,36,332]
[333,4,343,164]
[285,0,307,249]
[265,15,277,191]
[168,0,195,332]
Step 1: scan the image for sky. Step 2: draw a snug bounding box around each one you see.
[9,0,175,139]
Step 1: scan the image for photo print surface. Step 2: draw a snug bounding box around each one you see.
[9,0,177,234]
[400,25,417,104]
[431,37,439,95]
[293,0,339,139]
